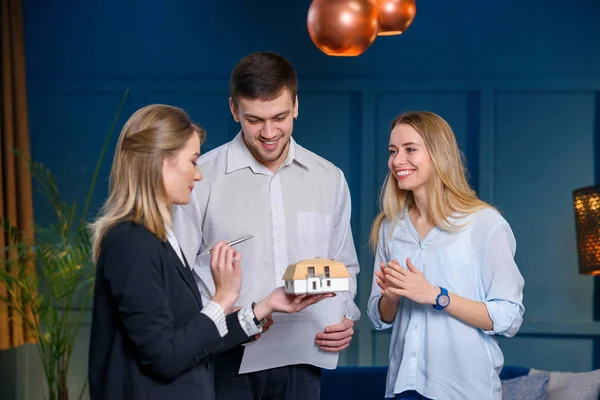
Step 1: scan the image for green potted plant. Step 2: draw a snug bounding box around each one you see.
[0,89,128,400]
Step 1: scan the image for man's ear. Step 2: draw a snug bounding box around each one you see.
[293,95,299,119]
[229,97,240,122]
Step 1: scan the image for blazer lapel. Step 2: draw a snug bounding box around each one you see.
[164,241,204,308]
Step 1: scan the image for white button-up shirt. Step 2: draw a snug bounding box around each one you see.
[173,133,360,369]
[367,208,525,399]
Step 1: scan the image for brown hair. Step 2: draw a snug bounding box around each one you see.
[229,52,298,107]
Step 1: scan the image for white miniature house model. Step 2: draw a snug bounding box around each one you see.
[282,258,350,294]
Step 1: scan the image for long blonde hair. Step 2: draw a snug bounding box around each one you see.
[91,104,206,261]
[369,111,490,251]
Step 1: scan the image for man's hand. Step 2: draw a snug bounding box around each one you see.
[315,317,354,352]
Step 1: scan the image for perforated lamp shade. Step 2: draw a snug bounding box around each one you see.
[573,185,600,275]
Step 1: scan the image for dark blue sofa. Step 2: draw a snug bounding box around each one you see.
[320,366,530,399]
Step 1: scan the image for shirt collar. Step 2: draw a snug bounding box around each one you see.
[226,132,309,174]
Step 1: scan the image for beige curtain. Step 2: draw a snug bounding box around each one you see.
[0,0,37,350]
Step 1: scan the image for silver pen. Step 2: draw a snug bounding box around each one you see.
[205,235,253,255]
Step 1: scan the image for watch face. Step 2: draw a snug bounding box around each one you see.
[438,295,450,307]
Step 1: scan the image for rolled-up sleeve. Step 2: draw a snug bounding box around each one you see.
[367,223,395,330]
[481,222,525,337]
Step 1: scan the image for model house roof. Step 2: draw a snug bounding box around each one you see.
[283,258,350,280]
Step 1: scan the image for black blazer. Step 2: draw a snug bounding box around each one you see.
[88,221,249,400]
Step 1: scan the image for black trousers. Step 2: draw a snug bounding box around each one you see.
[214,346,322,400]
[395,391,431,400]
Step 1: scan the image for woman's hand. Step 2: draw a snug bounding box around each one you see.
[375,261,402,303]
[375,260,403,323]
[385,258,438,305]
[209,241,242,314]
[252,287,335,321]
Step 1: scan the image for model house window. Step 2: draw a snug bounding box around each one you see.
[327,280,331,287]
[312,281,317,290]
[308,267,315,277]
[324,266,330,278]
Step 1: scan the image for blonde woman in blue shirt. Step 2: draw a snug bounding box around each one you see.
[367,111,525,400]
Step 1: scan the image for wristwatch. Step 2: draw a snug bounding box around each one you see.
[433,287,450,311]
[251,302,268,327]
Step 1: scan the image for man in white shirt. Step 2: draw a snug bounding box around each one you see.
[173,52,360,400]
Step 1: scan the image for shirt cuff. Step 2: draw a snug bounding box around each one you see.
[343,296,361,321]
[238,304,263,337]
[368,295,394,330]
[482,300,523,337]
[200,301,228,337]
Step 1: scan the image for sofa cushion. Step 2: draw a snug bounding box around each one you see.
[502,371,549,400]
[530,368,600,400]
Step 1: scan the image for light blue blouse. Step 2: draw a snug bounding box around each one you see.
[367,208,525,399]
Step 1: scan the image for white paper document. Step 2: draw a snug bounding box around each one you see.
[239,296,346,374]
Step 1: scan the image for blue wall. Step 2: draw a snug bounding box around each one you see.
[13,0,600,396]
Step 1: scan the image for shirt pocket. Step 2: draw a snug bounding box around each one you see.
[296,211,332,260]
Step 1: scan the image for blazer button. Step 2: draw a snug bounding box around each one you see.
[194,355,200,363]
[207,360,213,369]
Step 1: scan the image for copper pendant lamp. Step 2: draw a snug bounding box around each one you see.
[573,185,600,275]
[375,0,416,36]
[307,0,380,56]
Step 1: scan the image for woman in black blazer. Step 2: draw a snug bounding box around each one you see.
[88,104,330,400]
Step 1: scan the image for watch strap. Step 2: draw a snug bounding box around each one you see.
[433,287,450,310]
[251,302,267,326]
